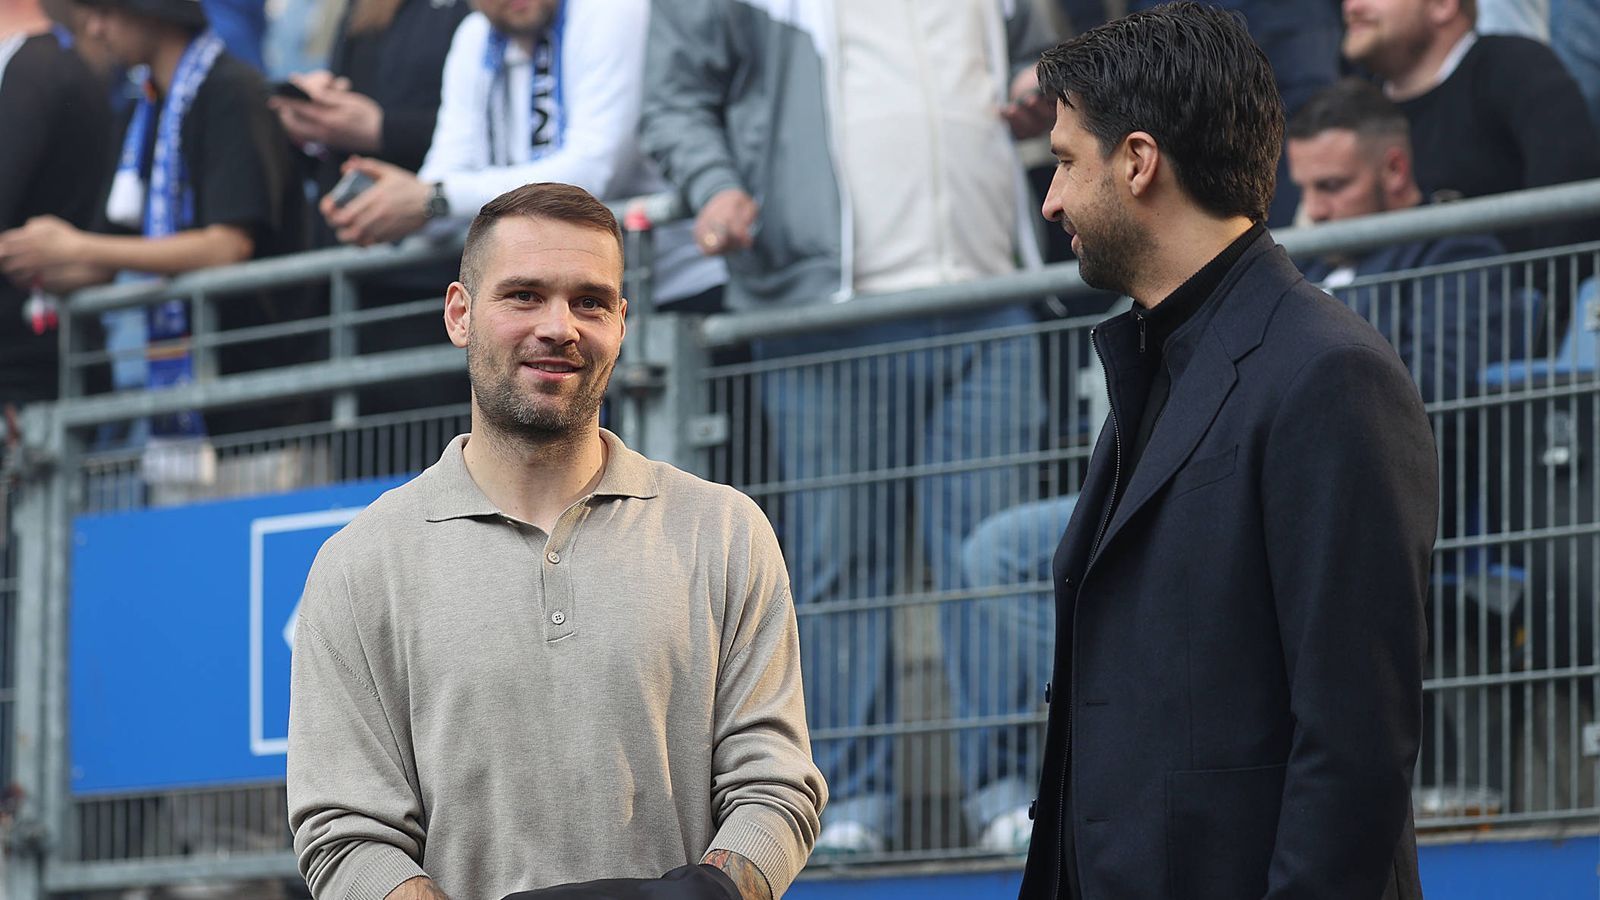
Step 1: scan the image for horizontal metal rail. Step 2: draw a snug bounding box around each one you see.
[699,179,1600,347]
[63,193,687,317]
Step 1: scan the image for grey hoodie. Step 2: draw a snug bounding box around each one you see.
[640,0,1051,311]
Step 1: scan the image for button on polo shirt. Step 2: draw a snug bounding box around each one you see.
[417,432,659,644]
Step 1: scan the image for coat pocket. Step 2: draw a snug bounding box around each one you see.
[1167,446,1238,500]
[1165,763,1286,900]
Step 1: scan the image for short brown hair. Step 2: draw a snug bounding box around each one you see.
[459,182,624,293]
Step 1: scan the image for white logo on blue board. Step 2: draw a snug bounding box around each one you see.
[249,508,364,756]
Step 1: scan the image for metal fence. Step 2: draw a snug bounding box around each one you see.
[4,181,1600,896]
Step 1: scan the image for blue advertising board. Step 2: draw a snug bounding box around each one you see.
[70,477,408,795]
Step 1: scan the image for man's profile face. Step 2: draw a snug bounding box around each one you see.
[82,6,152,67]
[1342,0,1433,76]
[472,0,558,42]
[455,216,626,440]
[1041,99,1147,297]
[1287,128,1389,224]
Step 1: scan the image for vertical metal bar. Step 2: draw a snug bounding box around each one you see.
[330,273,358,427]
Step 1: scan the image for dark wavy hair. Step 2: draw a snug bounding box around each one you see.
[1036,1,1283,222]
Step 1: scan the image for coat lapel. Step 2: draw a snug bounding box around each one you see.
[1091,328,1237,565]
[1084,236,1296,569]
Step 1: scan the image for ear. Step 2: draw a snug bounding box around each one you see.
[1428,0,1463,26]
[444,281,471,349]
[618,296,628,344]
[1380,143,1411,195]
[1122,131,1161,199]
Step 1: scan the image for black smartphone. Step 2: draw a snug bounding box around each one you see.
[270,80,312,102]
[328,169,377,208]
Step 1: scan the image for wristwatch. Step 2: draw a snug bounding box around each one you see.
[424,181,450,220]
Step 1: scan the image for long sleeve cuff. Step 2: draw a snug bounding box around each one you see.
[706,805,811,899]
[685,163,747,213]
[322,841,428,900]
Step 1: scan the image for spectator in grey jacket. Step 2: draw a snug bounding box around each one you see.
[642,0,1053,858]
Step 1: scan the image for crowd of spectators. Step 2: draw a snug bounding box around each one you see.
[1,0,1597,858]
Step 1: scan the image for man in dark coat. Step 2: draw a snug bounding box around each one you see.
[1020,5,1438,899]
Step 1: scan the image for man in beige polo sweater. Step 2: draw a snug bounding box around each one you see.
[286,182,825,900]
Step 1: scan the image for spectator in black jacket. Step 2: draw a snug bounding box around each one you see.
[1343,0,1600,254]
[0,0,113,406]
[269,0,468,245]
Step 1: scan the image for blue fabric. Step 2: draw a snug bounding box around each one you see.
[106,31,225,442]
[1552,0,1600,151]
[951,493,1078,831]
[753,306,1042,837]
[202,0,265,70]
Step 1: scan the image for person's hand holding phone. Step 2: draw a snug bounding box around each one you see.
[269,71,384,155]
[1002,67,1055,140]
[320,156,430,246]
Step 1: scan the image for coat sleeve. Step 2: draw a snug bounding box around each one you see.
[702,491,827,899]
[1259,342,1437,900]
[287,542,429,900]
[638,0,748,212]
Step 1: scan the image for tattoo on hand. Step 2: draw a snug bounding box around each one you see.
[701,849,773,900]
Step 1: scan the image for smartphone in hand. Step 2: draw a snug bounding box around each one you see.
[270,80,313,102]
[328,169,377,208]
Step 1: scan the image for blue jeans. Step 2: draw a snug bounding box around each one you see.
[950,493,1077,831]
[754,306,1041,836]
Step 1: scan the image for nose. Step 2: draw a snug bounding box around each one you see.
[530,298,580,345]
[1304,191,1331,224]
[1041,170,1065,223]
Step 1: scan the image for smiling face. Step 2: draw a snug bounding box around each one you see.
[446,215,626,442]
[1342,0,1436,78]
[1041,99,1149,296]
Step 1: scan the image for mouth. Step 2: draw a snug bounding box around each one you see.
[521,359,583,382]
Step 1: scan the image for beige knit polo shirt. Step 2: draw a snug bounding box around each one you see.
[287,430,825,900]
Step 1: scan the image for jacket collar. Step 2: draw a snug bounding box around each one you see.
[1087,231,1301,568]
[421,428,658,523]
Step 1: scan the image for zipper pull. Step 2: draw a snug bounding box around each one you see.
[1138,316,1147,353]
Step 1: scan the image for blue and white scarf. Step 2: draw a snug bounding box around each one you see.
[480,2,565,166]
[103,30,225,442]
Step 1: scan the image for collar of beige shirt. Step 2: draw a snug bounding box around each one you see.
[421,428,660,523]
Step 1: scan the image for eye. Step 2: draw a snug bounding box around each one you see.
[578,297,603,311]
[513,291,535,302]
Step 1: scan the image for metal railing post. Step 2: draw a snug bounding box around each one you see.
[625,312,711,476]
[3,404,65,900]
[330,273,359,426]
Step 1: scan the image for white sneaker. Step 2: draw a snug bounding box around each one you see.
[813,819,886,855]
[977,806,1034,855]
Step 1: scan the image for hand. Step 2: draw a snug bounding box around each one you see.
[692,188,759,256]
[700,849,772,900]
[320,156,430,246]
[0,216,88,285]
[270,73,383,154]
[1002,67,1055,140]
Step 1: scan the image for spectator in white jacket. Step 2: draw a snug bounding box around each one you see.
[319,0,722,307]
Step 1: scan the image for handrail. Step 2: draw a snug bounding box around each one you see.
[62,192,689,317]
[698,178,1600,347]
[40,179,1600,428]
